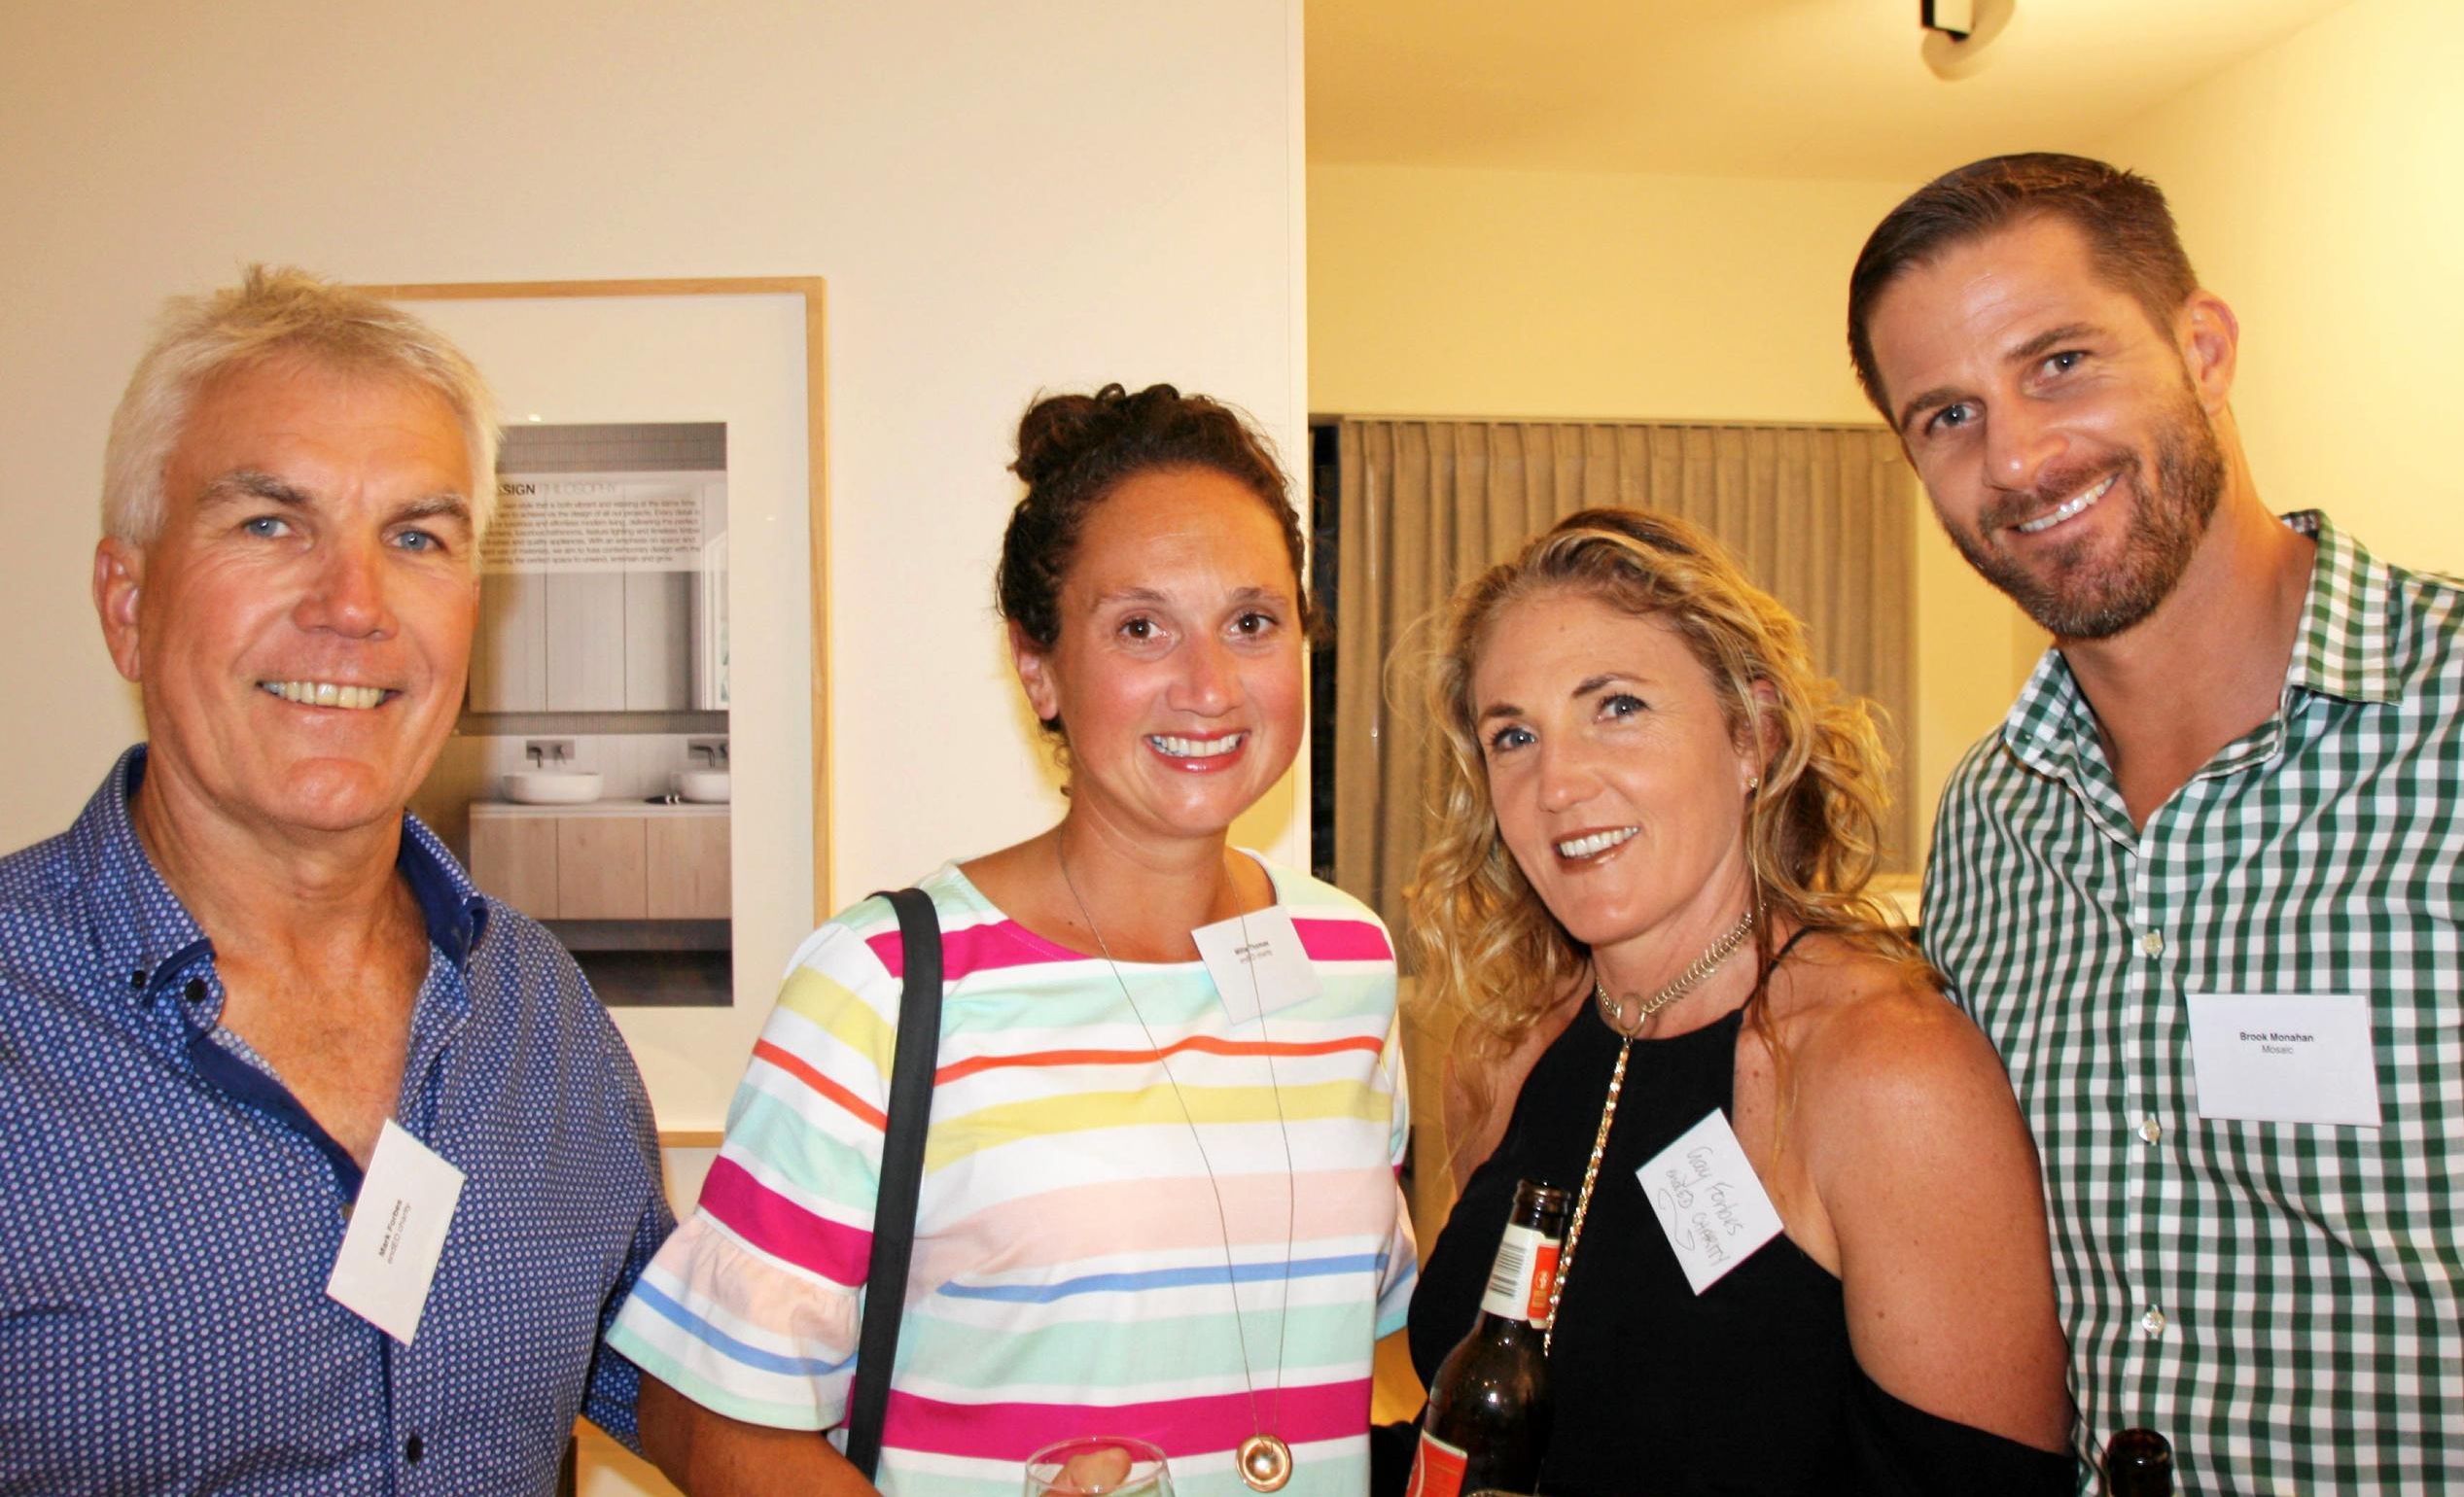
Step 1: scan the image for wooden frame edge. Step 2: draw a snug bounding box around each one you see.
[364,276,833,927]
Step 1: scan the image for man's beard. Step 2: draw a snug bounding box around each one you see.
[1943,384,2227,641]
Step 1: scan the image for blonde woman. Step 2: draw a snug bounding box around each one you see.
[1401,509,2072,1495]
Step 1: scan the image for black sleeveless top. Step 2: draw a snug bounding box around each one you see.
[1408,991,2075,1496]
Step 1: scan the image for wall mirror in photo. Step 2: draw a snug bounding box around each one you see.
[369,279,825,1064]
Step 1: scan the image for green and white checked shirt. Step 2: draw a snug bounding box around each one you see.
[1925,512,2464,1495]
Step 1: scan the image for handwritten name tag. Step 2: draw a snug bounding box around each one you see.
[1637,1109,1784,1295]
[2185,992,2380,1129]
[326,1120,466,1343]
[1193,906,1321,1025]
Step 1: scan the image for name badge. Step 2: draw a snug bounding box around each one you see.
[2185,992,2380,1129]
[1192,906,1321,1025]
[1637,1109,1784,1295]
[326,1119,467,1343]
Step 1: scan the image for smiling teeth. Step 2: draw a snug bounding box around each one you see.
[1557,827,1637,858]
[263,680,386,710]
[1150,733,1244,758]
[2016,473,2117,535]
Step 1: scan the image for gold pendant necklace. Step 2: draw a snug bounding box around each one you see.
[1545,905,1756,1353]
[1061,838,1296,1493]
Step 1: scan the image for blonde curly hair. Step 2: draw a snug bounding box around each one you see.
[1406,507,1923,1166]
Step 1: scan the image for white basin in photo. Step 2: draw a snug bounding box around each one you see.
[676,770,731,804]
[505,772,604,805]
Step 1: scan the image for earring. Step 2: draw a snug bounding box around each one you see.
[1745,776,1761,793]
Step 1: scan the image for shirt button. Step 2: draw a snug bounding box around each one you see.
[128,968,149,990]
[183,977,207,1003]
[2140,930,2165,957]
[2141,1308,2166,1337]
[404,1433,424,1463]
[2139,1117,2163,1144]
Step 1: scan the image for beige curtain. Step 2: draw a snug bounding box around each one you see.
[1331,419,1919,951]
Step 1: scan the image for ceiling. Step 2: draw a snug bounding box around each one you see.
[1307,0,2355,181]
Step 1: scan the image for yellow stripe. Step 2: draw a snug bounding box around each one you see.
[924,1079,1390,1170]
[773,966,894,1065]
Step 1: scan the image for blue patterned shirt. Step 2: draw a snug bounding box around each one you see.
[0,748,675,1495]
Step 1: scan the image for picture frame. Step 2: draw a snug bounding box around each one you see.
[365,277,827,1137]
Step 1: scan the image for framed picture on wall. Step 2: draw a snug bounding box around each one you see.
[366,277,827,1135]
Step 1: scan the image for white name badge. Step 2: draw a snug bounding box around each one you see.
[2185,992,2381,1129]
[1638,1109,1785,1295]
[326,1119,467,1343]
[1192,906,1321,1025]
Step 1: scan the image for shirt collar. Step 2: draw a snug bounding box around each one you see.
[1999,508,2397,773]
[2279,509,2398,707]
[70,745,488,1003]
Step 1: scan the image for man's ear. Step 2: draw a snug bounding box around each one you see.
[1009,619,1060,725]
[93,538,147,684]
[2178,290,2239,415]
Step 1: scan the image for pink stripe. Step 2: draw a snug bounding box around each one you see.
[884,1376,1373,1462]
[923,1166,1399,1286]
[697,1156,872,1286]
[865,918,1077,981]
[1293,917,1393,962]
[866,913,1390,976]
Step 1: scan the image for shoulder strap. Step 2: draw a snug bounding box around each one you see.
[843,887,943,1480]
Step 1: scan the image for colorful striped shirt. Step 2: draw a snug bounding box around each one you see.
[608,858,1415,1495]
[1924,512,2464,1493]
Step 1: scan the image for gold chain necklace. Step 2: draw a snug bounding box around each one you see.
[1543,905,1756,1353]
[1059,837,1298,1492]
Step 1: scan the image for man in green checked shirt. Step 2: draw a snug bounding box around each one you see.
[1848,153,2464,1493]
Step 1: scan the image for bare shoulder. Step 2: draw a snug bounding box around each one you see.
[1771,936,2013,1139]
[1761,932,2071,1450]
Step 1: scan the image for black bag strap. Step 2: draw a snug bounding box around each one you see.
[843,887,943,1480]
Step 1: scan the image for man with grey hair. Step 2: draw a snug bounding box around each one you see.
[0,266,674,1492]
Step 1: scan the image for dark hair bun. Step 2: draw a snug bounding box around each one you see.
[1013,383,1171,491]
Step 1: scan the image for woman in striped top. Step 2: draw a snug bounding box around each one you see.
[613,384,1415,1496]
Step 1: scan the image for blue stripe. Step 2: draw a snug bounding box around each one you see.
[941,1252,1385,1304]
[634,1278,855,1377]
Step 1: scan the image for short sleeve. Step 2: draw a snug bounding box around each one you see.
[1374,1012,1419,1338]
[605,908,904,1431]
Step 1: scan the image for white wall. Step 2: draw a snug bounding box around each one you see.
[2097,0,2464,571]
[0,1,1307,1129]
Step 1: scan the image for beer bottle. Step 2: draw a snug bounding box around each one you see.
[2104,1427,2172,1497]
[1407,1179,1569,1497]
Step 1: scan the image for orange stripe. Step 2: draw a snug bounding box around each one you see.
[753,1038,887,1131]
[934,1032,1385,1084]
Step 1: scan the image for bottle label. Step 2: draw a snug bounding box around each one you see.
[1479,1222,1563,1326]
[1404,1430,1468,1497]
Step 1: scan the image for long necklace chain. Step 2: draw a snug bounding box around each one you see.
[1059,836,1298,1490]
[1545,905,1757,1353]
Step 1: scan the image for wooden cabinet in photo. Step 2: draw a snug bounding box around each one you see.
[557,815,651,919]
[468,812,558,917]
[648,815,731,920]
[468,803,731,925]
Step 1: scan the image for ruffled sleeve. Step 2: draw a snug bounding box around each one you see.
[606,906,906,1431]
